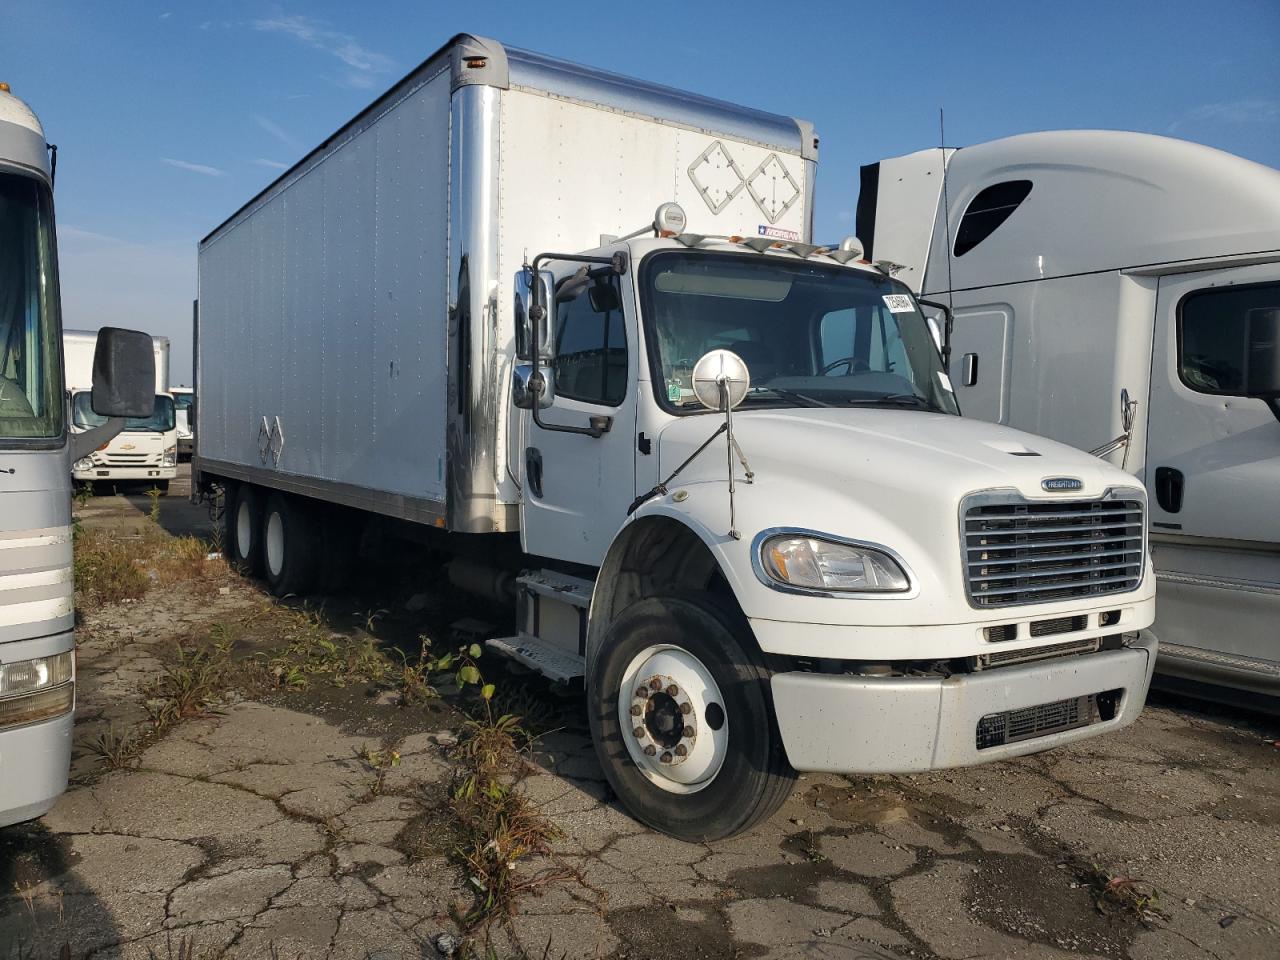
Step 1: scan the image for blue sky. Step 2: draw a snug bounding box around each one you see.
[3,0,1277,380]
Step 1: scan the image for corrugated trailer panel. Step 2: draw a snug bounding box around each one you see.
[198,68,451,506]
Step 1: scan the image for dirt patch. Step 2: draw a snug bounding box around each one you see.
[966,853,1141,957]
[608,903,743,959]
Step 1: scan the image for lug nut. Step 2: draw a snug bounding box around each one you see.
[660,752,673,764]
[683,725,695,738]
[633,727,645,739]
[679,702,692,715]
[649,678,662,691]
[674,744,688,757]
[630,704,642,716]
[644,745,656,756]
[665,684,678,697]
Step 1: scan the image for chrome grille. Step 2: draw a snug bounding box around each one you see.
[963,493,1144,608]
[102,453,152,466]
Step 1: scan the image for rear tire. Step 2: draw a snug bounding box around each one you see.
[226,484,263,576]
[587,593,796,841]
[262,493,321,597]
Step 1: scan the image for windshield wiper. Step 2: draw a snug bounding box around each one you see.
[845,393,937,411]
[744,386,832,408]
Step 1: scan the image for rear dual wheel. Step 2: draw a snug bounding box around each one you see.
[587,594,796,841]
[223,484,320,597]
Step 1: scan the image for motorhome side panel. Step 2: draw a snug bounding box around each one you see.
[197,69,451,516]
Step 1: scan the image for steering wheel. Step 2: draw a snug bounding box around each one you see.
[821,356,872,376]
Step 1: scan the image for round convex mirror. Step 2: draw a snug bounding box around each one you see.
[691,349,751,411]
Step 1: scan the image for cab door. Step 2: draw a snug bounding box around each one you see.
[518,266,638,568]
[1145,263,1280,666]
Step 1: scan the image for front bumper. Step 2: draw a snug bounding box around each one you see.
[0,710,73,828]
[771,633,1157,773]
[73,465,177,481]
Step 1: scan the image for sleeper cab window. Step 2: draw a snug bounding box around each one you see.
[1178,282,1280,395]
[953,180,1033,257]
[553,273,627,406]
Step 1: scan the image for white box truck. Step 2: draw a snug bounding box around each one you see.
[172,385,194,459]
[0,83,155,827]
[858,131,1279,705]
[67,331,177,491]
[196,36,1159,840]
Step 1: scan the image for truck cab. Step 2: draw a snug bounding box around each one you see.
[70,389,177,491]
[500,222,1157,837]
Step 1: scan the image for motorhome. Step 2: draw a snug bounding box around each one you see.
[0,83,154,828]
[858,130,1280,704]
[172,385,194,459]
[195,37,1159,840]
[66,331,177,492]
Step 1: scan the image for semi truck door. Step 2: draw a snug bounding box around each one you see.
[1145,263,1280,668]
[946,302,1012,423]
[518,270,638,568]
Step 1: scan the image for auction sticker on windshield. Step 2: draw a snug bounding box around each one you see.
[882,294,914,313]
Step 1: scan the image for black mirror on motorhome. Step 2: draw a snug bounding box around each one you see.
[1243,308,1280,398]
[90,327,156,418]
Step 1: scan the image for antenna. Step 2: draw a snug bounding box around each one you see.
[938,110,955,311]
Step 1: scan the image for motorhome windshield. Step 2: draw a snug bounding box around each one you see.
[0,173,65,439]
[72,392,175,433]
[640,252,959,415]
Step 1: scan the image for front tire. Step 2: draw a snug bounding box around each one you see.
[262,493,320,597]
[587,594,796,841]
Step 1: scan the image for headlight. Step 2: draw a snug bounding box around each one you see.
[73,458,93,471]
[758,534,911,594]
[0,652,75,729]
[162,445,177,467]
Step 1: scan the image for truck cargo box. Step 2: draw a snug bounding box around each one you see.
[196,34,816,533]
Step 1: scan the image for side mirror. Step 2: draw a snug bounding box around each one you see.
[691,350,750,411]
[924,316,944,353]
[916,298,954,372]
[512,363,555,410]
[514,268,554,362]
[1244,308,1280,398]
[91,327,155,418]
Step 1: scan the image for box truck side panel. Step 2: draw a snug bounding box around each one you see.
[198,69,451,509]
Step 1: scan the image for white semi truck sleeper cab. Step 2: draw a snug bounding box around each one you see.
[194,36,1157,840]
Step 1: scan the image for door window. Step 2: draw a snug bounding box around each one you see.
[1178,282,1280,395]
[553,275,627,406]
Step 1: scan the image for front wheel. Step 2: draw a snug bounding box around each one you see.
[587,594,796,841]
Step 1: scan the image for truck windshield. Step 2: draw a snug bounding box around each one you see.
[0,173,64,439]
[640,251,959,415]
[72,392,175,433]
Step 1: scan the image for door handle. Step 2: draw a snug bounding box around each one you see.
[1154,466,1184,513]
[962,353,979,387]
[525,447,543,499]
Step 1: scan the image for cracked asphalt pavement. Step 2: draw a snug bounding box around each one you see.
[1,471,1277,959]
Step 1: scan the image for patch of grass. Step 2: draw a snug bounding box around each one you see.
[1071,857,1167,924]
[146,486,162,522]
[264,604,395,689]
[142,638,232,732]
[357,744,402,796]
[83,724,144,770]
[442,646,571,931]
[74,525,229,610]
[73,527,149,606]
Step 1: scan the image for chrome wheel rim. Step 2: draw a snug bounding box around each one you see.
[618,644,728,795]
[236,499,253,559]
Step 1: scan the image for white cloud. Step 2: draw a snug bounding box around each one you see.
[254,114,303,151]
[161,157,224,177]
[1169,98,1280,133]
[252,14,393,88]
[254,158,289,170]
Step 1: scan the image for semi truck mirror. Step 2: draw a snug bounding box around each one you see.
[514,269,554,362]
[512,363,555,410]
[691,350,751,411]
[90,327,156,418]
[1243,308,1280,399]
